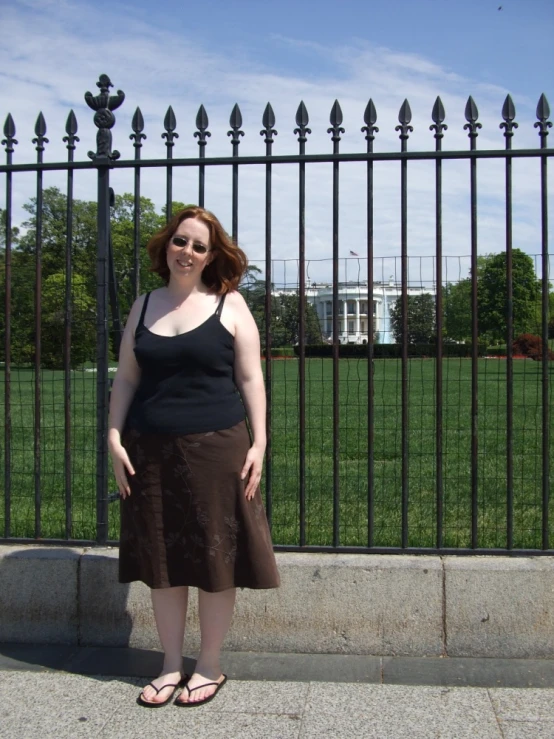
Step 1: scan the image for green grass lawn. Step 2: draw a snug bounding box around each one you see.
[1,358,553,549]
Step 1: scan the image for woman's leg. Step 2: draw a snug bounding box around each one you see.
[176,587,236,703]
[140,585,188,703]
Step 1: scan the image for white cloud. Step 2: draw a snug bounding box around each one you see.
[0,0,551,287]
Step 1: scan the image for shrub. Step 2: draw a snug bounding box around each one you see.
[513,333,554,361]
[295,343,488,359]
[269,347,295,357]
[486,345,507,357]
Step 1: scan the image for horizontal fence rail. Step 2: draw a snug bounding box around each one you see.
[1,73,553,554]
[1,149,553,173]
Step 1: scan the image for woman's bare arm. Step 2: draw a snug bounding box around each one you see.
[108,295,144,497]
[232,291,266,449]
[231,291,266,499]
[108,295,144,442]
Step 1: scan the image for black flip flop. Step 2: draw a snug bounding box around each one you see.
[174,674,227,707]
[137,673,189,708]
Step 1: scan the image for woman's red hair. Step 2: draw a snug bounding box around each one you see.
[147,206,248,294]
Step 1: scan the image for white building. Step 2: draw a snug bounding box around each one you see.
[277,278,436,344]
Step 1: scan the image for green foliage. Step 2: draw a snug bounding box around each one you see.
[444,279,472,342]
[0,189,188,366]
[478,249,542,343]
[240,268,323,348]
[268,347,295,357]
[443,252,546,344]
[110,192,166,319]
[389,293,436,344]
[298,343,487,358]
[0,207,20,248]
[272,293,323,346]
[295,344,368,357]
[0,247,35,364]
[41,272,96,368]
[486,345,507,357]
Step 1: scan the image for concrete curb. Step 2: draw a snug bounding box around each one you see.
[0,545,552,658]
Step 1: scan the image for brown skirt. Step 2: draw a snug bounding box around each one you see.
[119,421,280,592]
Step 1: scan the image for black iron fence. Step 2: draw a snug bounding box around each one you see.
[1,74,553,554]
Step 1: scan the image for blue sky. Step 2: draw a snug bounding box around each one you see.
[90,0,553,101]
[1,0,552,284]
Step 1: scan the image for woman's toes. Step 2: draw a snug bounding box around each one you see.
[193,687,209,703]
[140,671,181,704]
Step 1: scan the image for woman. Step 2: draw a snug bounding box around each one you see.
[108,206,279,708]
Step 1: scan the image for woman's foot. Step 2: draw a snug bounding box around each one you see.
[139,670,184,706]
[175,670,226,705]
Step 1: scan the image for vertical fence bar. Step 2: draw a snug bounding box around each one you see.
[260,105,276,529]
[107,188,122,358]
[63,111,78,538]
[362,101,378,547]
[535,94,551,550]
[2,116,16,538]
[96,163,110,544]
[228,104,244,244]
[130,107,145,300]
[163,106,177,223]
[501,95,517,549]
[396,101,413,548]
[195,105,210,209]
[85,74,125,544]
[431,98,446,549]
[33,113,48,538]
[294,104,308,546]
[464,97,482,548]
[328,101,344,547]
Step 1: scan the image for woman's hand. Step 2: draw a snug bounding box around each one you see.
[240,445,265,500]
[109,440,135,499]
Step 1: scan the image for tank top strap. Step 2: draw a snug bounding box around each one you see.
[214,293,226,319]
[137,292,151,328]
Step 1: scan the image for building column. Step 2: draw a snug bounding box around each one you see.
[343,300,348,340]
[355,300,361,341]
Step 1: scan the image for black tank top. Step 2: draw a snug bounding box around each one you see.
[126,292,245,435]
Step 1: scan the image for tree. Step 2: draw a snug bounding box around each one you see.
[41,272,96,368]
[272,293,323,346]
[6,189,99,365]
[444,279,472,343]
[9,188,170,363]
[0,207,20,249]
[0,248,35,364]
[0,208,21,360]
[110,192,165,319]
[389,293,436,344]
[239,265,266,324]
[443,253,546,345]
[239,270,323,347]
[2,190,328,365]
[16,187,99,306]
[478,249,542,343]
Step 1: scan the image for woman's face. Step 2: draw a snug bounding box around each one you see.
[166,217,213,280]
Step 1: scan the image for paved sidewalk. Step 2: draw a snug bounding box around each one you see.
[1,646,554,738]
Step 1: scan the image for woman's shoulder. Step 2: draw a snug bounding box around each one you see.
[223,289,248,310]
[145,287,167,300]
[126,290,160,333]
[134,287,167,310]
[219,290,252,338]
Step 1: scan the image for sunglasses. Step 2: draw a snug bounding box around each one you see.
[171,236,210,255]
